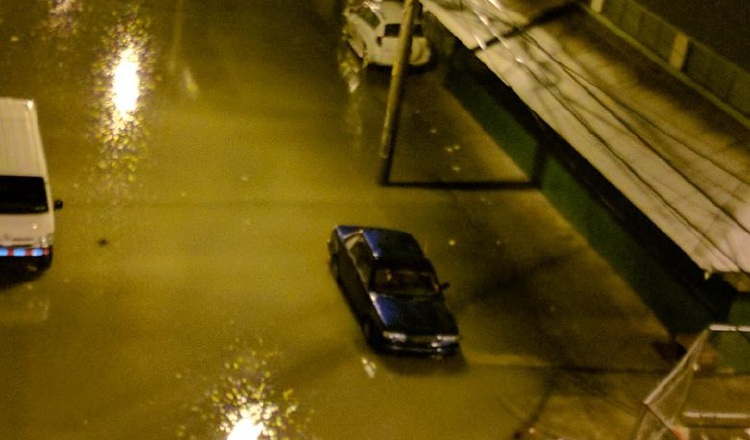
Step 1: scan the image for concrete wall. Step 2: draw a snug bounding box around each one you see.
[627,0,749,71]
[584,0,749,125]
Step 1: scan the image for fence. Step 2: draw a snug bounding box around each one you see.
[631,324,750,440]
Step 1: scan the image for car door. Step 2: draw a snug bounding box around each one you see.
[342,234,374,317]
[345,7,368,57]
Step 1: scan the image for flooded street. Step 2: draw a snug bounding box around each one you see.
[0,1,671,439]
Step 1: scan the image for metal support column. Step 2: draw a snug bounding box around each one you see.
[377,0,417,186]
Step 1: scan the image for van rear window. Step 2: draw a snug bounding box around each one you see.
[0,176,48,214]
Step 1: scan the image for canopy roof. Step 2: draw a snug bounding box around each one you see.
[423,0,750,278]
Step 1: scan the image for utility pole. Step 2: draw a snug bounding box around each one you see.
[378,0,418,186]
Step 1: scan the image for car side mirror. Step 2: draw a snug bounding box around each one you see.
[440,282,450,291]
[54,199,63,210]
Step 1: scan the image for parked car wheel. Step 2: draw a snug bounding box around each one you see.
[362,319,379,347]
[330,255,341,282]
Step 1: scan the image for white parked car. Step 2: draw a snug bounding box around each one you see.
[343,1,431,67]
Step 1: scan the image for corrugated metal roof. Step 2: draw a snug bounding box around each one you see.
[422,0,750,275]
[0,97,47,177]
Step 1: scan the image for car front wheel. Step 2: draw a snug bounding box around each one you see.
[362,320,381,348]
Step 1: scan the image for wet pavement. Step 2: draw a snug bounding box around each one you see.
[352,65,675,440]
[0,1,677,439]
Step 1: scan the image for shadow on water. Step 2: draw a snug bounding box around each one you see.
[0,262,51,325]
[0,262,46,290]
[374,347,469,376]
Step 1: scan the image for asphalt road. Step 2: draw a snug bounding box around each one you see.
[0,1,672,439]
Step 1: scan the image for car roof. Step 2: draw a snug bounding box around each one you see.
[335,225,429,264]
[362,228,424,260]
[364,1,405,22]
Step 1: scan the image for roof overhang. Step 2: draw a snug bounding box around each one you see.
[422,0,750,289]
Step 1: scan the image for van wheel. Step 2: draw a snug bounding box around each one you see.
[36,253,52,270]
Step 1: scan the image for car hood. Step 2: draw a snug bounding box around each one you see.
[371,294,458,335]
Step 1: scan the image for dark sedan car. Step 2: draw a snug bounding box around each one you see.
[327,225,460,355]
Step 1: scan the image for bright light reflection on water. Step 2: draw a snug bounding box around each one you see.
[96,29,150,151]
[43,0,82,37]
[227,416,263,440]
[113,47,140,121]
[177,340,310,440]
[90,12,155,203]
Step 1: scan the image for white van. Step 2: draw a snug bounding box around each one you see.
[0,98,62,269]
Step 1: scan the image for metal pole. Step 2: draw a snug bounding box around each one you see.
[378,0,417,186]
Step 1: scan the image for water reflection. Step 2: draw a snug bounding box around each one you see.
[177,339,310,440]
[0,264,53,325]
[361,356,378,378]
[90,9,156,203]
[337,36,367,152]
[226,416,263,440]
[43,0,83,38]
[112,47,140,122]
[0,287,50,325]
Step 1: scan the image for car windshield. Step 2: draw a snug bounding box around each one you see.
[0,176,48,214]
[372,267,438,297]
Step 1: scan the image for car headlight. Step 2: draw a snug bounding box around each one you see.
[437,334,459,343]
[382,331,408,343]
[36,233,54,248]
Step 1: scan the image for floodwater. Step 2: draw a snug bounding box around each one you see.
[0,1,671,439]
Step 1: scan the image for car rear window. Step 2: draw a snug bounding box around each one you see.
[373,267,438,296]
[383,23,424,37]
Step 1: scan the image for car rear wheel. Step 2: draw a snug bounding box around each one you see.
[329,255,340,282]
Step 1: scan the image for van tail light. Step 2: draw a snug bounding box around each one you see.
[376,36,382,46]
